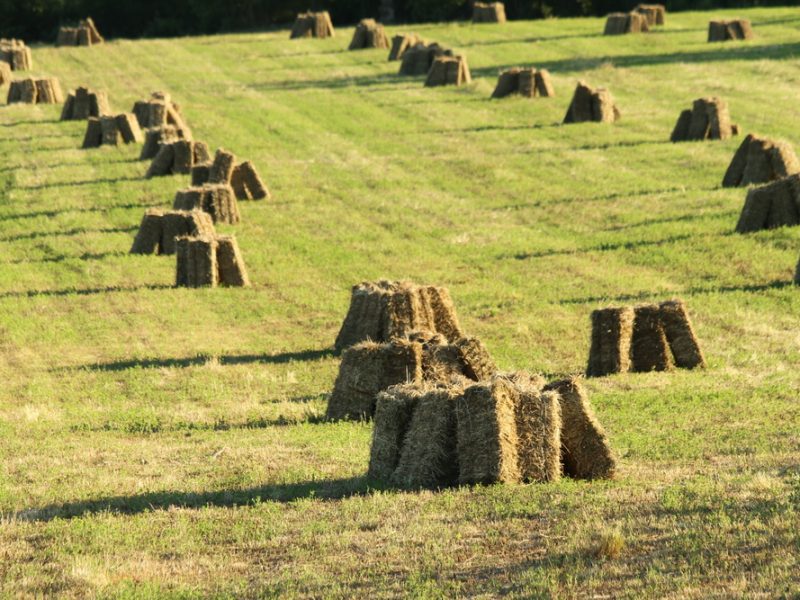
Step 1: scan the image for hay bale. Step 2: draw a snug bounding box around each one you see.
[422,55,471,87]
[8,78,61,104]
[722,134,800,188]
[209,149,237,184]
[392,384,462,488]
[175,235,218,288]
[216,235,250,287]
[634,4,666,26]
[388,33,419,61]
[586,306,634,377]
[326,339,423,421]
[115,113,143,143]
[659,300,705,369]
[0,63,10,86]
[454,337,496,381]
[55,28,78,46]
[492,67,553,99]
[161,210,215,256]
[672,97,736,142]
[709,19,753,42]
[172,140,194,174]
[369,384,424,480]
[60,87,110,120]
[191,162,211,186]
[515,385,562,483]
[132,92,191,138]
[564,81,620,124]
[472,2,506,23]
[735,175,800,233]
[146,144,175,178]
[56,18,104,46]
[232,161,270,200]
[140,126,179,160]
[173,183,240,225]
[456,378,520,485]
[290,11,335,39]
[100,116,121,146]
[544,378,615,480]
[399,42,452,76]
[130,209,165,255]
[81,117,102,148]
[492,68,520,99]
[631,304,672,372]
[0,39,33,71]
[193,141,210,164]
[349,19,389,50]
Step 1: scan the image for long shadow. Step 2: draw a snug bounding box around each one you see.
[430,122,562,134]
[4,250,127,265]
[0,283,173,301]
[0,156,140,174]
[0,133,74,143]
[15,176,142,191]
[0,118,61,127]
[573,139,671,151]
[559,280,792,305]
[507,232,699,260]
[491,185,711,211]
[72,348,336,372]
[601,211,737,232]
[12,476,373,522]
[248,71,411,92]
[0,225,136,243]
[466,32,605,46]
[0,201,163,222]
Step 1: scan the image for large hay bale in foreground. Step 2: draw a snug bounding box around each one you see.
[326,339,423,421]
[603,12,649,35]
[173,183,241,224]
[369,384,425,480]
[388,33,420,61]
[56,18,104,46]
[424,55,471,88]
[472,2,506,23]
[60,87,110,120]
[0,39,33,70]
[132,92,191,139]
[349,19,389,50]
[399,42,452,76]
[671,97,737,142]
[7,77,63,105]
[81,113,142,148]
[146,140,211,178]
[735,174,800,233]
[130,209,215,255]
[587,307,634,377]
[290,11,335,39]
[334,280,465,352]
[514,382,562,483]
[492,67,554,99]
[722,134,800,188]
[563,81,620,124]
[708,19,753,42]
[175,234,249,288]
[634,4,666,26]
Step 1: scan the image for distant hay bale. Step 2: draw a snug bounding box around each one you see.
[634,4,666,26]
[0,39,33,71]
[563,81,620,124]
[0,63,10,86]
[659,300,706,369]
[230,161,271,200]
[326,339,423,421]
[191,162,212,186]
[369,384,424,480]
[290,11,335,39]
[130,209,215,255]
[175,233,249,288]
[671,97,737,142]
[388,33,420,61]
[735,174,800,233]
[544,378,616,480]
[424,55,471,87]
[173,183,240,224]
[399,42,452,76]
[60,87,110,120]
[334,281,465,352]
[7,77,63,105]
[722,134,800,188]
[349,19,389,50]
[491,67,554,99]
[81,117,103,148]
[140,126,179,160]
[604,12,649,35]
[81,113,142,148]
[132,92,191,139]
[56,17,104,47]
[145,140,212,177]
[631,304,672,372]
[209,148,237,184]
[472,2,507,23]
[708,19,753,42]
[587,306,634,377]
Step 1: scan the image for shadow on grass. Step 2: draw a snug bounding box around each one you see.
[0,118,61,127]
[4,250,128,265]
[507,232,698,260]
[0,156,141,174]
[248,71,412,92]
[15,176,142,191]
[13,476,374,522]
[0,283,173,301]
[491,185,715,210]
[0,200,163,222]
[0,225,136,243]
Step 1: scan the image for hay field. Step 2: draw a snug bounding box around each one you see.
[2,7,800,598]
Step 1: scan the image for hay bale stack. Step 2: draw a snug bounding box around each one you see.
[173,183,241,225]
[140,126,180,160]
[735,174,800,233]
[81,113,142,148]
[491,67,554,99]
[399,42,452,76]
[146,140,211,177]
[563,81,620,124]
[7,78,63,105]
[175,234,249,288]
[722,134,800,188]
[670,97,737,143]
[0,39,33,70]
[544,378,616,480]
[130,209,215,255]
[388,33,420,61]
[419,334,497,383]
[708,19,753,42]
[326,339,424,421]
[631,304,672,373]
[369,384,426,480]
[472,2,507,23]
[290,11,335,39]
[587,307,634,377]
[424,55,471,88]
[634,4,666,26]
[56,18,104,46]
[132,92,191,139]
[603,12,650,35]
[334,280,464,352]
[349,19,389,50]
[60,87,110,120]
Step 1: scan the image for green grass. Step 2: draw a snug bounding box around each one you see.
[2,7,800,598]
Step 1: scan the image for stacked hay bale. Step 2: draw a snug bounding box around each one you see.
[604,12,649,35]
[130,209,215,255]
[191,149,270,201]
[670,97,738,142]
[173,183,241,224]
[735,174,800,233]
[326,332,496,421]
[0,39,33,70]
[708,19,753,42]
[399,42,452,76]
[587,299,705,376]
[369,374,615,487]
[491,67,554,99]
[60,87,110,120]
[349,19,389,50]
[56,18,104,46]
[140,126,182,160]
[388,33,420,61]
[722,134,800,188]
[7,78,64,104]
[82,114,143,148]
[175,234,250,288]
[132,92,191,137]
[146,140,211,177]
[472,2,507,23]
[290,11,335,39]
[563,81,620,124]
[634,4,666,26]
[334,280,464,352]
[424,55,472,87]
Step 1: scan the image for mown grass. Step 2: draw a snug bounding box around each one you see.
[1,7,800,598]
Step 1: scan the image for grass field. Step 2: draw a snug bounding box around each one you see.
[1,7,800,598]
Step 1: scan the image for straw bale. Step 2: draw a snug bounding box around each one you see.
[369,384,424,480]
[634,4,666,26]
[659,300,705,369]
[587,306,634,377]
[631,304,672,372]
[130,209,164,254]
[175,235,218,288]
[216,235,250,287]
[388,33,420,61]
[81,117,102,148]
[515,385,562,483]
[472,2,507,23]
[723,134,800,187]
